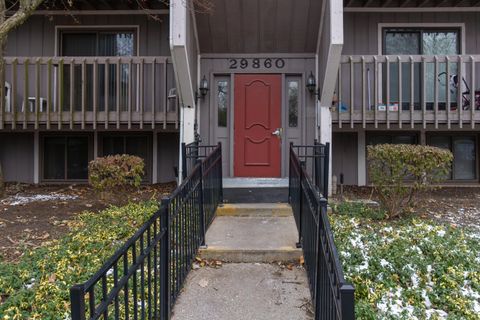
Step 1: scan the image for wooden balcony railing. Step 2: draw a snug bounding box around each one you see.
[335,55,480,129]
[0,56,178,130]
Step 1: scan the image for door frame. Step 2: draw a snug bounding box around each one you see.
[232,74,283,177]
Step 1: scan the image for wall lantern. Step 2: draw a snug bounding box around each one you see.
[196,75,209,103]
[306,71,320,100]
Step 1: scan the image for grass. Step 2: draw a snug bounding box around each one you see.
[331,202,480,320]
[0,201,158,320]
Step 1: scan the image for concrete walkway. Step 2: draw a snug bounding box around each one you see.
[171,203,312,320]
[171,263,313,320]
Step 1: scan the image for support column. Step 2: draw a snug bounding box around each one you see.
[33,131,39,184]
[420,130,426,145]
[318,106,332,196]
[152,131,158,184]
[93,131,98,159]
[357,130,366,186]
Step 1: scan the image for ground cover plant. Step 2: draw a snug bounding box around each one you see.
[332,202,480,319]
[0,201,158,319]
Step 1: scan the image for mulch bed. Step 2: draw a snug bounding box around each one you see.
[0,182,176,262]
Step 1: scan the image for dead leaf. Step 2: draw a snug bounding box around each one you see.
[198,278,209,288]
[286,264,293,271]
[48,273,56,283]
[299,256,305,265]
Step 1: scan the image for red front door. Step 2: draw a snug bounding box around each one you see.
[234,74,282,177]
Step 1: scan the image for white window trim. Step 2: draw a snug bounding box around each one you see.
[377,23,466,55]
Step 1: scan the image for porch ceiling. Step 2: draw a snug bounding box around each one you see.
[344,0,480,8]
[195,0,322,54]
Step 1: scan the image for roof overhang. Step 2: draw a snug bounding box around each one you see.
[344,0,480,9]
[7,0,169,13]
[194,0,323,54]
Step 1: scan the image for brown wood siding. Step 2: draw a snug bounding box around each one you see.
[157,132,180,183]
[5,15,170,57]
[343,12,480,55]
[332,132,358,185]
[0,133,34,183]
[199,56,316,177]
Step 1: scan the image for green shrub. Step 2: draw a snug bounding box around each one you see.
[367,144,453,219]
[88,155,144,193]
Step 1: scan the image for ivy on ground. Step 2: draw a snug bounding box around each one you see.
[331,205,480,320]
[0,201,158,320]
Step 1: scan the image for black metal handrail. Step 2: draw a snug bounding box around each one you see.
[181,141,219,180]
[290,140,330,199]
[70,143,223,320]
[289,143,354,320]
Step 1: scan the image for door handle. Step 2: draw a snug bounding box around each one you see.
[272,128,283,138]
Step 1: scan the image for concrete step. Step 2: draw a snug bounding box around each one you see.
[216,203,292,217]
[223,178,289,203]
[200,215,301,263]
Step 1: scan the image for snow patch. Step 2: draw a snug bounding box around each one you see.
[1,193,78,206]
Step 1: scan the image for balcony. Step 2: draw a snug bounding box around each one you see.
[0,56,177,130]
[335,55,480,129]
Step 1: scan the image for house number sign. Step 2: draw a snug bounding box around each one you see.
[228,58,286,70]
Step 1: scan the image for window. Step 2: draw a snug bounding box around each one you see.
[383,27,460,110]
[217,80,228,127]
[367,133,417,146]
[61,31,136,57]
[428,135,477,181]
[288,80,299,128]
[60,30,136,112]
[43,136,89,180]
[102,135,150,180]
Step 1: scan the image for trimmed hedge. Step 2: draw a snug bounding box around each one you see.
[88,155,144,193]
[367,144,453,218]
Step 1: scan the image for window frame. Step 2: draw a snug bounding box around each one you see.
[40,134,93,182]
[378,23,465,56]
[99,133,152,183]
[426,132,479,182]
[382,28,462,56]
[55,25,140,57]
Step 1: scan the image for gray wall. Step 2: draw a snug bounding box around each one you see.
[6,15,170,56]
[0,133,34,183]
[343,12,480,55]
[332,132,358,185]
[199,56,316,177]
[341,12,480,112]
[157,132,179,183]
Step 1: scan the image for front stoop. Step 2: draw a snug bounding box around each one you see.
[216,203,293,217]
[199,204,302,263]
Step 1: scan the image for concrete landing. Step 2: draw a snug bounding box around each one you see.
[216,203,293,217]
[200,215,301,263]
[171,263,313,320]
[223,178,289,188]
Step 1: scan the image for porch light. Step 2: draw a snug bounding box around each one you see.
[199,75,209,97]
[306,71,320,100]
[306,72,316,94]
